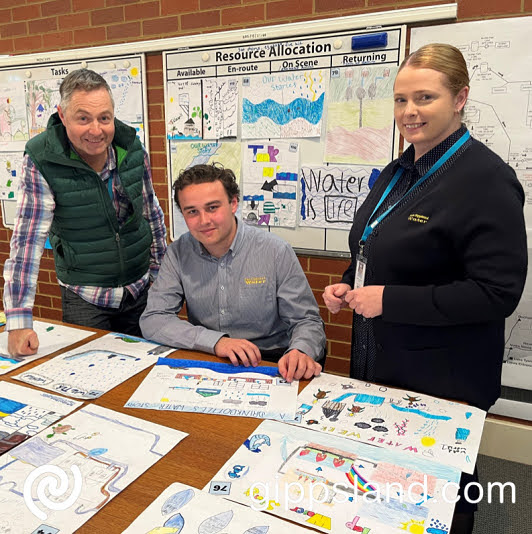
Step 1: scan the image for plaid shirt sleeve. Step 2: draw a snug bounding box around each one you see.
[141,147,167,280]
[3,154,54,331]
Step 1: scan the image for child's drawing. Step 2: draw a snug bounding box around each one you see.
[203,78,239,139]
[123,481,311,533]
[208,419,460,533]
[325,65,397,165]
[0,320,95,375]
[0,83,28,142]
[242,140,299,228]
[13,333,174,399]
[295,373,486,473]
[300,165,382,229]
[0,382,82,455]
[242,70,328,138]
[167,79,203,139]
[0,151,24,201]
[0,404,187,532]
[24,79,62,138]
[125,358,298,421]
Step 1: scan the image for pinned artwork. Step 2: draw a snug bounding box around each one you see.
[13,333,175,399]
[125,358,298,421]
[202,78,239,139]
[167,79,203,139]
[0,382,82,455]
[294,373,486,474]
[242,140,299,228]
[0,151,24,201]
[123,481,311,533]
[241,70,328,139]
[208,419,460,533]
[300,164,382,229]
[0,320,96,376]
[325,65,397,165]
[0,404,187,533]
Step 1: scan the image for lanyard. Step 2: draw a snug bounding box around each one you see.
[359,130,470,253]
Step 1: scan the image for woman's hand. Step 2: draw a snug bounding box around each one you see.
[345,286,385,318]
[323,283,351,314]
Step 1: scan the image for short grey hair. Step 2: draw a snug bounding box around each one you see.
[59,69,115,111]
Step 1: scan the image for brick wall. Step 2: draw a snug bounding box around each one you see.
[0,0,530,375]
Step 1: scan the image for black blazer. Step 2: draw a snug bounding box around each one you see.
[343,135,527,410]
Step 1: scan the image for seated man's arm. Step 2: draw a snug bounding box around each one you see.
[140,243,260,367]
[4,154,54,357]
[275,243,326,381]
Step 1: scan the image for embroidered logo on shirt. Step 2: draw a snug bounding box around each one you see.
[245,277,266,285]
[408,213,429,224]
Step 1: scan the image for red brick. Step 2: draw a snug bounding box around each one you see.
[0,21,27,38]
[29,17,58,34]
[43,31,73,50]
[40,257,56,271]
[0,228,9,241]
[526,0,532,11]
[146,69,163,88]
[222,4,264,26]
[161,0,198,15]
[306,272,330,291]
[325,323,352,343]
[38,307,62,321]
[41,0,72,17]
[330,308,353,326]
[37,282,61,296]
[107,21,141,41]
[0,241,9,253]
[58,12,90,29]
[201,0,240,8]
[91,6,124,26]
[267,0,313,19]
[153,182,168,201]
[309,257,350,276]
[142,16,179,37]
[148,103,163,121]
[52,297,62,309]
[459,0,522,18]
[324,355,349,376]
[181,10,220,31]
[72,0,104,9]
[13,35,42,52]
[125,1,160,20]
[150,152,167,168]
[34,295,52,308]
[149,136,166,153]
[0,0,13,8]
[315,0,364,12]
[146,53,163,72]
[12,5,41,21]
[330,340,352,359]
[107,0,139,5]
[319,306,329,323]
[149,119,166,136]
[73,26,106,46]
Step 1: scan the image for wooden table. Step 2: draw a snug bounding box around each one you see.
[0,323,310,533]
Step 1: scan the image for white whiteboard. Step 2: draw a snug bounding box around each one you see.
[164,25,407,255]
[0,53,148,228]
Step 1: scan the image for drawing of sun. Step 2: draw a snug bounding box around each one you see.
[399,519,425,533]
[421,436,436,447]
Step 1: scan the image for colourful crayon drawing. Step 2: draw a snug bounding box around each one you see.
[241,70,328,138]
[325,65,397,165]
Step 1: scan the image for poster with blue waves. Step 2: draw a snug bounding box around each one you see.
[241,70,328,139]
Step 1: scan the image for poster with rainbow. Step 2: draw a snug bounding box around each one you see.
[207,419,460,534]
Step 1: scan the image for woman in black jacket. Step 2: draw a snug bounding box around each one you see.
[323,43,527,534]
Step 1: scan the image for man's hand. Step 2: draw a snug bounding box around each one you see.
[8,329,39,358]
[278,349,322,382]
[323,283,351,314]
[345,285,385,318]
[214,337,262,367]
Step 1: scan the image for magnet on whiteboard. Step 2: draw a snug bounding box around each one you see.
[25,71,32,78]
[108,62,116,69]
[333,39,342,50]
[202,52,210,62]
[351,32,388,50]
[123,60,131,68]
[81,61,88,68]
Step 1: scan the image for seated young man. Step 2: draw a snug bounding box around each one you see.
[140,164,326,382]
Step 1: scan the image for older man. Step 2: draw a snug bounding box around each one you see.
[3,69,166,357]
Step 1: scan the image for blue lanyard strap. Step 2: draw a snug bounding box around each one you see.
[360,130,470,248]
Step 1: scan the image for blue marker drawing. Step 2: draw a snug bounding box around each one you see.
[391,404,452,421]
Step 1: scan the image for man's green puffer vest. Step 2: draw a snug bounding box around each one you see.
[25,113,152,287]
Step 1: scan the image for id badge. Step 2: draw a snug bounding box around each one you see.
[354,254,367,289]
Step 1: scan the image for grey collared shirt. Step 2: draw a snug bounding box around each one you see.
[140,220,326,360]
